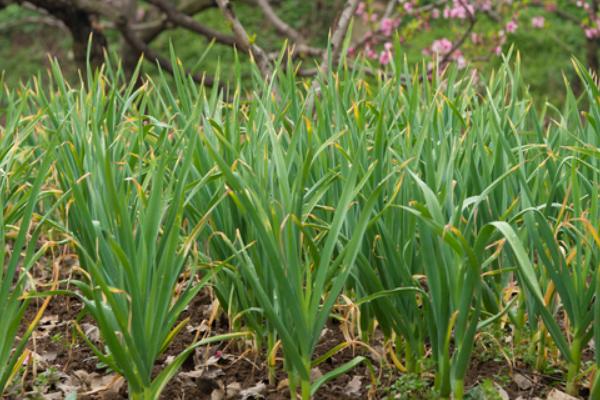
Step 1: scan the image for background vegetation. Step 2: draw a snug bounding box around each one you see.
[0,0,594,104]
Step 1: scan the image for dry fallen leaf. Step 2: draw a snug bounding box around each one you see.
[187,319,210,334]
[512,373,533,390]
[276,378,289,391]
[179,369,205,381]
[42,392,65,400]
[34,315,61,339]
[30,350,56,367]
[211,388,225,400]
[493,383,510,400]
[240,381,267,399]
[310,367,323,381]
[225,381,242,399]
[546,389,579,400]
[344,375,362,397]
[59,369,124,397]
[80,323,101,343]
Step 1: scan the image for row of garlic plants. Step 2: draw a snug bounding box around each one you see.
[1,52,599,399]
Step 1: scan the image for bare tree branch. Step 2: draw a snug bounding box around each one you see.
[178,0,217,15]
[215,0,272,76]
[133,0,223,43]
[147,0,237,46]
[58,0,123,20]
[319,0,359,75]
[413,0,446,14]
[116,16,221,88]
[383,0,398,19]
[526,2,579,24]
[0,15,68,32]
[439,0,475,67]
[255,0,302,42]
[305,0,358,111]
[254,0,322,57]
[12,0,109,67]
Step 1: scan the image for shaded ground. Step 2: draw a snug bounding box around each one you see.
[3,248,590,399]
[7,285,590,400]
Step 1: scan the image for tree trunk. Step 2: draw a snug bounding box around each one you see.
[15,0,108,71]
[64,11,107,70]
[119,0,143,82]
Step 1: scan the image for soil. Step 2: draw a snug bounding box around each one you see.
[9,291,379,399]
[5,255,588,400]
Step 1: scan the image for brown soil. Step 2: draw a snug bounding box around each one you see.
[9,289,379,400]
[5,254,587,399]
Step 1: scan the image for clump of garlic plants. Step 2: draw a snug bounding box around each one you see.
[1,51,600,400]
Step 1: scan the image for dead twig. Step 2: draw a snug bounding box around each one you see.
[215,0,272,77]
[147,0,236,47]
[0,15,68,32]
[438,0,476,68]
[116,16,222,89]
[319,0,360,75]
[254,0,322,57]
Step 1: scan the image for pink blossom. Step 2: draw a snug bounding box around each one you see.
[505,20,518,33]
[381,18,395,36]
[495,46,502,55]
[431,8,441,18]
[403,2,414,13]
[585,28,600,39]
[431,38,453,55]
[478,0,492,11]
[355,2,366,16]
[365,45,377,59]
[470,32,482,44]
[470,69,480,84]
[444,0,475,19]
[531,16,545,28]
[456,55,467,69]
[379,50,392,65]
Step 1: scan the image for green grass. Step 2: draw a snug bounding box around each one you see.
[0,81,56,393]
